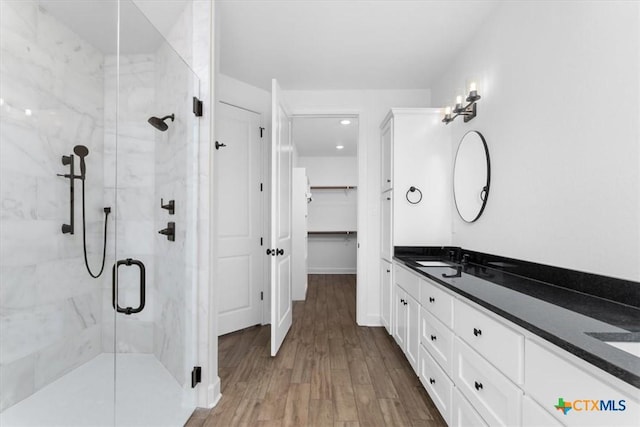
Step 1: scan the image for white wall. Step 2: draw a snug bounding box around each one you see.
[284,90,431,325]
[298,157,357,187]
[432,1,640,282]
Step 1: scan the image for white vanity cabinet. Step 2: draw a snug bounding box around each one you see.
[524,339,639,427]
[379,108,451,336]
[522,395,564,427]
[393,263,421,373]
[389,261,639,427]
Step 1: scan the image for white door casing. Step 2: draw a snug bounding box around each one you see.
[215,102,263,336]
[270,79,293,356]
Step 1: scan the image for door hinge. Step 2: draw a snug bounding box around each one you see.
[260,237,263,246]
[260,291,264,301]
[260,183,263,192]
[192,97,203,117]
[260,127,265,138]
[191,366,202,388]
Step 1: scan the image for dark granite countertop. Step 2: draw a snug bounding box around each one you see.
[393,251,640,389]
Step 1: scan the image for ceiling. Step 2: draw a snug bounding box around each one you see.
[218,0,500,91]
[293,116,358,157]
[38,0,189,54]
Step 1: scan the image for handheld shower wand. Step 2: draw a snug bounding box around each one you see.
[60,145,110,278]
[73,145,89,180]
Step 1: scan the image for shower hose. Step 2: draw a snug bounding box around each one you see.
[80,179,110,278]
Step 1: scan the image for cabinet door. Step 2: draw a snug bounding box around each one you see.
[381,192,392,261]
[405,293,420,373]
[381,119,393,192]
[381,259,392,335]
[393,286,406,350]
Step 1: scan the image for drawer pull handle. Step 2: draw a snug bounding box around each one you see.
[429,378,436,385]
[474,381,483,391]
[473,328,482,337]
[400,298,405,304]
[429,297,435,303]
[386,269,390,273]
[404,301,408,306]
[430,335,437,341]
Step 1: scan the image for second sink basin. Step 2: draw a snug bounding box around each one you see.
[415,260,452,267]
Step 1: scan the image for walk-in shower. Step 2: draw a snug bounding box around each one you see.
[0,1,202,426]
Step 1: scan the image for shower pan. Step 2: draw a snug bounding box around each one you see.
[0,1,201,426]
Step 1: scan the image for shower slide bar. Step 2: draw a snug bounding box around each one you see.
[57,154,79,234]
[112,258,146,315]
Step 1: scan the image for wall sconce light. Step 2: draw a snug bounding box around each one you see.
[442,82,481,124]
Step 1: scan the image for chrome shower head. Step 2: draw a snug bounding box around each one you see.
[148,114,174,132]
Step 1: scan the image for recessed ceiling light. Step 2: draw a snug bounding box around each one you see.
[25,109,32,116]
[340,119,351,125]
[336,145,344,150]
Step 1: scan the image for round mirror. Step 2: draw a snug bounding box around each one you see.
[453,131,490,222]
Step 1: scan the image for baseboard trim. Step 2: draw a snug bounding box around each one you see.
[308,268,357,274]
[205,377,221,408]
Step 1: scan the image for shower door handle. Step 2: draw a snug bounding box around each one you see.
[112,258,146,315]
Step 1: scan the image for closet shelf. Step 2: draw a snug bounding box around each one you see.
[308,231,357,235]
[310,186,357,190]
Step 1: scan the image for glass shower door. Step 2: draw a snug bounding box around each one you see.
[112,1,200,425]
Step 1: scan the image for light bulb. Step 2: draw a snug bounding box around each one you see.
[469,82,477,92]
[445,106,452,115]
[456,96,462,105]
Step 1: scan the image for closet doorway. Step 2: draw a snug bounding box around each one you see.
[291,115,359,301]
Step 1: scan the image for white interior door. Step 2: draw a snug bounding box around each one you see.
[215,102,263,335]
[270,79,293,356]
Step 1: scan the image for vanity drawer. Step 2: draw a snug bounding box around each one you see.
[454,337,523,427]
[522,395,564,427]
[453,299,523,383]
[419,344,453,425]
[420,307,454,375]
[394,263,420,300]
[452,388,488,427]
[420,277,453,328]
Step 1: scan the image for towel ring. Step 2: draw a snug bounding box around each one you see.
[406,186,422,204]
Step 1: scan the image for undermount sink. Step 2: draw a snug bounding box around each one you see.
[415,261,452,267]
[605,341,640,358]
[586,332,640,358]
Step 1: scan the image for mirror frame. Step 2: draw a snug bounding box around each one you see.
[453,130,491,223]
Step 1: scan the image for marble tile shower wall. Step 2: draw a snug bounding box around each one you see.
[152,39,198,387]
[102,54,156,354]
[0,1,105,411]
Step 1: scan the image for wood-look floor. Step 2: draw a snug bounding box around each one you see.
[186,274,446,427]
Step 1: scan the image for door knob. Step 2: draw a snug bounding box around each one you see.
[215,141,227,150]
[276,248,284,256]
